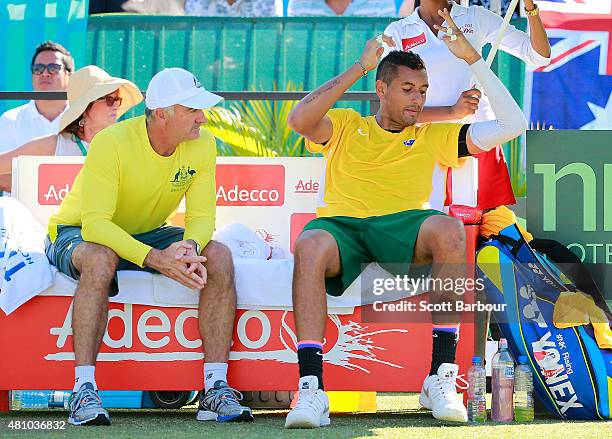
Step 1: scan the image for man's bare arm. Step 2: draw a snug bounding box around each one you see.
[287,34,395,144]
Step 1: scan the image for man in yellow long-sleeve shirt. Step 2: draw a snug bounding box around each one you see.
[45,68,253,426]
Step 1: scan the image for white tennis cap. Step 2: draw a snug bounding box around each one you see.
[145,68,223,110]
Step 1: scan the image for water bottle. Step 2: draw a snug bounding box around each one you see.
[467,356,487,423]
[48,391,71,409]
[491,338,514,422]
[11,391,50,409]
[514,356,534,422]
[11,390,23,410]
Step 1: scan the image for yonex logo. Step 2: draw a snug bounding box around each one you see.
[403,139,415,147]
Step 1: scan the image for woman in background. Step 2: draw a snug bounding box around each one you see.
[0,65,142,191]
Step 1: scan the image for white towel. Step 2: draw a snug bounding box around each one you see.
[0,197,54,315]
[213,223,285,259]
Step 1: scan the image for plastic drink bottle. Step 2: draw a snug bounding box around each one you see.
[467,355,487,423]
[514,356,535,422]
[491,338,514,422]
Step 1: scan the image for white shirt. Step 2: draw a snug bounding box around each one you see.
[289,0,396,17]
[383,4,550,123]
[54,134,89,156]
[0,100,63,154]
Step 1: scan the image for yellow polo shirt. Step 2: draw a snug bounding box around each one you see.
[48,116,216,267]
[307,108,464,218]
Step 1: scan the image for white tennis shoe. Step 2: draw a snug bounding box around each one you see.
[285,376,330,429]
[419,363,469,422]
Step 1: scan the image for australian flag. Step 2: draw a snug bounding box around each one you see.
[526,0,612,129]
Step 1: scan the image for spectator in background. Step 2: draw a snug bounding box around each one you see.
[288,0,396,16]
[122,0,187,14]
[0,41,73,154]
[470,0,519,18]
[185,0,283,16]
[0,66,142,192]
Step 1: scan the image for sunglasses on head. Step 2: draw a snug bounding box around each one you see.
[31,63,64,75]
[97,94,123,107]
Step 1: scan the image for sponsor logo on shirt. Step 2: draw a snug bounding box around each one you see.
[170,165,197,192]
[216,164,285,206]
[401,32,427,51]
[403,139,416,147]
[461,23,474,35]
[38,163,83,205]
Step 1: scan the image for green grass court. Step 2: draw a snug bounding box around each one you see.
[1,393,610,438]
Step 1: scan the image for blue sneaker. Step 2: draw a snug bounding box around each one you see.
[196,381,253,422]
[68,383,111,426]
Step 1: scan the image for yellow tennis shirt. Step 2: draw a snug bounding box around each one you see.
[306,108,464,218]
[48,115,216,267]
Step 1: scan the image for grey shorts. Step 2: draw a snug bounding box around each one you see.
[45,225,185,294]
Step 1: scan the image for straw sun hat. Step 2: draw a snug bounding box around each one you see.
[59,65,143,131]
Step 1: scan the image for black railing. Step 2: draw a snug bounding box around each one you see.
[0,91,381,114]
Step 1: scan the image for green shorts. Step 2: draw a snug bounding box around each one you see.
[303,209,444,296]
[44,225,185,295]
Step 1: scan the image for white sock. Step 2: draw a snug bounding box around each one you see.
[204,363,228,392]
[74,365,97,392]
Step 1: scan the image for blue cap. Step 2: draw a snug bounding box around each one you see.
[472,356,481,363]
[518,356,528,363]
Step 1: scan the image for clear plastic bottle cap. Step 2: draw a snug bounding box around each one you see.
[518,356,528,363]
[472,356,482,364]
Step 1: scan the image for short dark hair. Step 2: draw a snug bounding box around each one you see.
[31,41,75,73]
[376,51,426,85]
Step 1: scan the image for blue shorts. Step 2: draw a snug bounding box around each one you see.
[45,225,185,294]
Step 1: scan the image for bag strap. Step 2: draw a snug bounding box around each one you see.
[489,233,523,257]
[531,238,612,321]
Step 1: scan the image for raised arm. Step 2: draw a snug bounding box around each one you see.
[480,1,550,66]
[523,0,551,59]
[435,8,527,155]
[287,35,395,144]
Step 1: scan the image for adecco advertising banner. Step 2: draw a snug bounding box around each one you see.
[0,295,474,391]
[13,156,324,253]
[526,130,612,295]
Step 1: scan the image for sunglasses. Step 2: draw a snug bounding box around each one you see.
[31,63,64,75]
[97,95,123,107]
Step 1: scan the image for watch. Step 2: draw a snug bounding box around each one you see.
[525,4,539,16]
[189,240,201,254]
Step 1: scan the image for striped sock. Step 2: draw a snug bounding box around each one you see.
[430,324,459,375]
[297,340,324,390]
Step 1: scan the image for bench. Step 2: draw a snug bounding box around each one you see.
[0,155,481,411]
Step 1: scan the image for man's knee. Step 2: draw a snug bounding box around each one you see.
[429,216,466,254]
[202,240,233,273]
[294,229,337,267]
[73,242,119,277]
